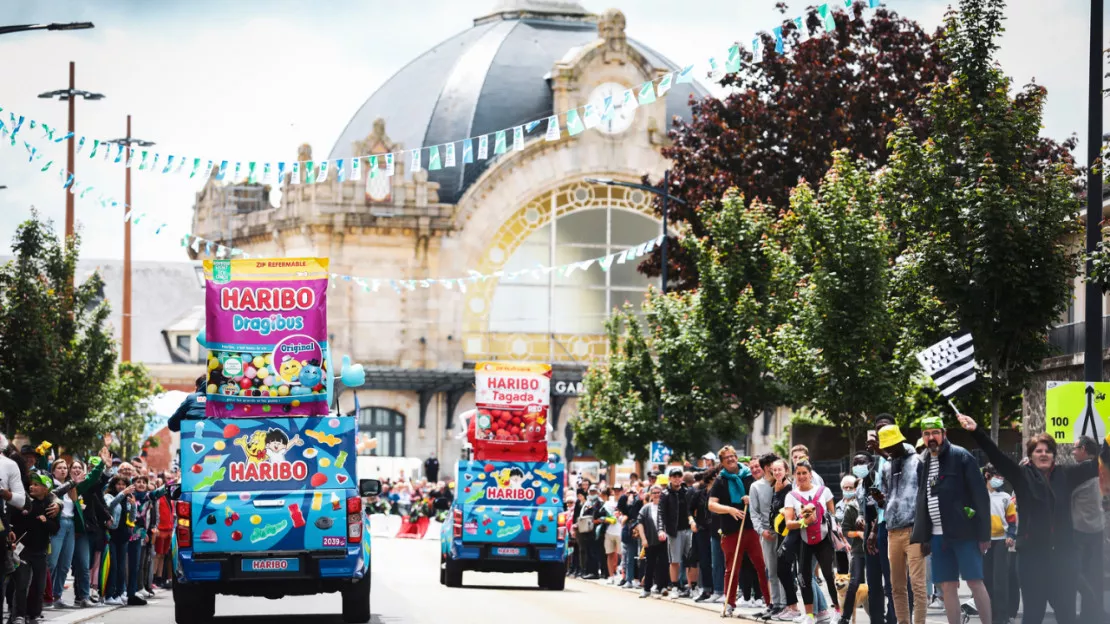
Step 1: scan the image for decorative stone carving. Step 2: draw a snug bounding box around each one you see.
[297,143,312,163]
[598,8,626,44]
[353,118,399,158]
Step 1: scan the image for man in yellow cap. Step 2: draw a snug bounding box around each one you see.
[876,423,927,624]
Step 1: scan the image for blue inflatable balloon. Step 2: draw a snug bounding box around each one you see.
[195,330,207,348]
[340,355,366,388]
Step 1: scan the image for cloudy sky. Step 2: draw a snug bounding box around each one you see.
[0,0,1104,263]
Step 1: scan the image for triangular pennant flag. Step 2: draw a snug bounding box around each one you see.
[88,139,100,159]
[637,81,656,105]
[753,37,764,63]
[291,162,301,184]
[262,162,272,182]
[232,161,241,181]
[773,26,785,54]
[616,249,629,264]
[600,95,614,121]
[598,253,617,272]
[793,16,806,42]
[819,4,836,32]
[174,155,187,174]
[304,161,316,183]
[189,158,202,178]
[276,162,286,182]
[583,104,600,129]
[317,160,329,182]
[525,120,541,133]
[513,126,524,151]
[621,89,639,112]
[708,57,724,81]
[351,157,361,180]
[478,135,489,159]
[494,130,507,155]
[191,236,202,254]
[869,0,881,7]
[125,149,137,168]
[411,149,421,172]
[545,116,560,141]
[149,153,160,172]
[114,144,125,163]
[656,72,673,97]
[75,137,86,155]
[726,44,741,73]
[428,146,441,170]
[162,155,175,174]
[566,109,585,136]
[248,161,257,183]
[445,142,456,167]
[463,139,474,163]
[675,64,695,84]
[216,160,228,181]
[336,159,346,182]
[385,153,395,176]
[369,155,378,178]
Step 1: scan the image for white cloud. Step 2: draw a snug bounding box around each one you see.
[1,0,1106,264]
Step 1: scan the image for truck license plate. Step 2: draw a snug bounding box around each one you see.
[241,558,299,572]
[493,547,522,557]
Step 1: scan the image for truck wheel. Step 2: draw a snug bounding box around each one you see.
[341,572,372,623]
[538,562,565,590]
[439,554,446,585]
[444,557,463,588]
[173,580,215,624]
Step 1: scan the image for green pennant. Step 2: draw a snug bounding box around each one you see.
[305,161,316,184]
[494,130,507,154]
[726,44,741,73]
[566,109,585,136]
[428,145,442,170]
[369,155,378,178]
[819,4,836,31]
[248,162,257,183]
[637,81,656,105]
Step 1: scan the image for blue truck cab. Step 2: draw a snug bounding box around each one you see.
[171,415,380,623]
[439,458,566,589]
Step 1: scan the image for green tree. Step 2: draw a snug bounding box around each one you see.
[754,152,916,455]
[100,361,164,459]
[574,310,660,465]
[0,212,118,447]
[881,0,1081,441]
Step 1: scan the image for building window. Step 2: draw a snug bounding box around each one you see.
[175,334,193,352]
[356,407,405,457]
[489,206,658,335]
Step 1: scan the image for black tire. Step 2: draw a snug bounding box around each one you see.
[439,554,446,585]
[341,572,372,623]
[173,579,215,624]
[444,556,463,588]
[538,562,566,590]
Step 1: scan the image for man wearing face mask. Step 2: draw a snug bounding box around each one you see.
[851,452,889,623]
[576,486,606,579]
[982,465,1015,624]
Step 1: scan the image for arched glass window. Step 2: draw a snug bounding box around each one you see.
[489,206,658,335]
[356,407,405,457]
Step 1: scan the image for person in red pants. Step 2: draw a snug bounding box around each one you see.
[708,445,770,617]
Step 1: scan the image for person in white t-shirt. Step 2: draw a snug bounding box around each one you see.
[782,460,840,624]
[602,498,621,582]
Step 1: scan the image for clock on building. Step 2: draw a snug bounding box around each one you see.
[587,82,636,135]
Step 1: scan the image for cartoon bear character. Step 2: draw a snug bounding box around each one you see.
[278,356,302,384]
[234,431,268,464]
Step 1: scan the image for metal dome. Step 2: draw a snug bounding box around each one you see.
[328,2,709,204]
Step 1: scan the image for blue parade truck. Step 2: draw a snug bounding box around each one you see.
[171,413,380,623]
[438,458,567,589]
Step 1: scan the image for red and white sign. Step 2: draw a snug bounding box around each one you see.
[251,559,289,570]
[474,362,551,444]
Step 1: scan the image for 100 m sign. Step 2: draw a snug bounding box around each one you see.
[1044,381,1110,444]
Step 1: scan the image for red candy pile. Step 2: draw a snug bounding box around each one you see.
[477,407,546,443]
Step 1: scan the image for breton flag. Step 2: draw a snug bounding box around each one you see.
[916,332,977,397]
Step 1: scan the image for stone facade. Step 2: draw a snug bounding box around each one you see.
[189,8,672,464]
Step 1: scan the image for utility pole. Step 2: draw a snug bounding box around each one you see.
[106,117,155,363]
[37,62,104,242]
[1085,0,1104,382]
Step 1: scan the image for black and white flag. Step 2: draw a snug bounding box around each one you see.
[916,332,977,397]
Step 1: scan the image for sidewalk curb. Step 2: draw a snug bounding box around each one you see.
[46,604,125,624]
[567,577,768,622]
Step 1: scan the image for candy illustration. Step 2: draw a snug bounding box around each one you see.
[536,496,546,505]
[190,442,205,454]
[239,492,251,501]
[223,424,240,438]
[315,517,334,529]
[484,464,495,473]
[231,530,242,541]
[305,429,340,446]
[249,520,288,544]
[330,493,341,511]
[336,474,348,484]
[522,516,532,530]
[288,504,306,528]
[191,464,202,474]
[496,525,522,539]
[212,493,228,505]
[196,467,226,489]
[310,473,327,487]
[214,441,226,451]
[535,469,556,480]
[250,515,262,525]
[320,458,331,468]
[200,529,218,543]
[535,510,544,521]
[335,451,348,468]
[497,520,505,527]
[329,418,340,429]
[303,448,318,459]
[206,514,216,525]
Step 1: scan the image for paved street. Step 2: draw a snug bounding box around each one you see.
[50,537,1077,624]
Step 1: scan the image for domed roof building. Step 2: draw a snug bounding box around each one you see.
[190,0,709,465]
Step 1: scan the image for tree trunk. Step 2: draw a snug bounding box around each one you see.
[990,388,1001,443]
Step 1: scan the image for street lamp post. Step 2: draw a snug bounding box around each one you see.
[1085,0,1104,382]
[106,117,155,363]
[0,22,93,36]
[584,174,686,294]
[38,61,104,242]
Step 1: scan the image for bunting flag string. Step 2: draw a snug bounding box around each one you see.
[0,2,884,186]
[3,131,670,296]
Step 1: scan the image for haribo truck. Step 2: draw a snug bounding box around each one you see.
[438,362,567,590]
[170,257,379,624]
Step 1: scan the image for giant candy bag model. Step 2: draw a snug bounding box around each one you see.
[471,361,551,462]
[203,258,330,417]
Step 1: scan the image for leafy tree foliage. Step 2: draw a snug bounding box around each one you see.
[101,361,164,460]
[0,212,117,450]
[880,0,1081,440]
[641,0,948,288]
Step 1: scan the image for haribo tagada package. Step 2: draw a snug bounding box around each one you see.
[203,258,330,418]
[472,361,551,460]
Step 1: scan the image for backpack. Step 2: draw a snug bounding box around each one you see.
[789,486,827,546]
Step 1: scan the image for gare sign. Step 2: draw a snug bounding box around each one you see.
[553,380,584,396]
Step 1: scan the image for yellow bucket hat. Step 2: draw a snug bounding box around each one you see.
[878,424,907,450]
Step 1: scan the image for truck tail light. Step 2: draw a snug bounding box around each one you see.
[557,512,566,541]
[347,497,362,544]
[176,501,192,549]
[453,507,463,539]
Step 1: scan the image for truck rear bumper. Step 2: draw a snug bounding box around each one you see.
[449,541,563,573]
[176,546,367,597]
